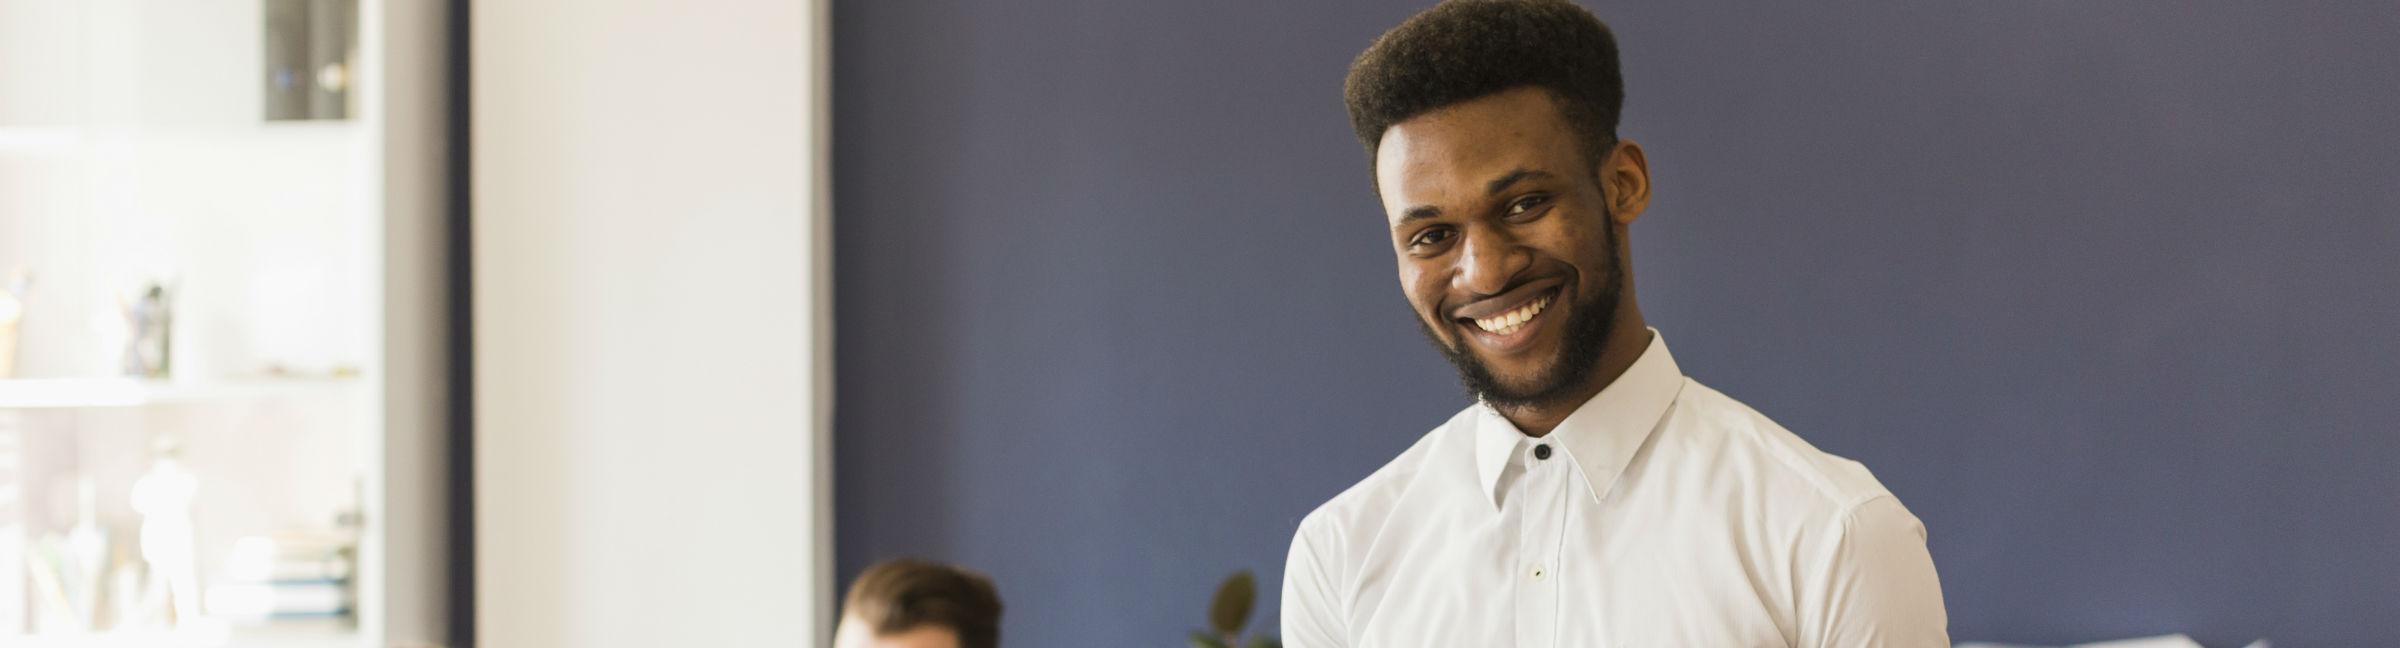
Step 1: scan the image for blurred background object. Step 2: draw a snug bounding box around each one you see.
[0,0,454,645]
[1189,570,1277,648]
[263,0,358,122]
[120,282,172,379]
[0,271,26,379]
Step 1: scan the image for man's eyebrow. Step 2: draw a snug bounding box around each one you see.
[1486,168,1552,197]
[1392,168,1552,229]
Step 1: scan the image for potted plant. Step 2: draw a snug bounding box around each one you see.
[1190,570,1280,648]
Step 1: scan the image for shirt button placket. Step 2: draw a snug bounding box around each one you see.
[1519,443,1564,648]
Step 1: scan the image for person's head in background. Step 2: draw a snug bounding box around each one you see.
[833,559,1003,648]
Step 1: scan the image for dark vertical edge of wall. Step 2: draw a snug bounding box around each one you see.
[443,0,475,645]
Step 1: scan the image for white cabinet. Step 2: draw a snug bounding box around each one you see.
[0,1,452,646]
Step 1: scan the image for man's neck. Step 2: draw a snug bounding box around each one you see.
[1494,311,1652,437]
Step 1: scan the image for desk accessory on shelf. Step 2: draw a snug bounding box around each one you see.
[130,437,202,627]
[0,271,27,379]
[120,282,172,379]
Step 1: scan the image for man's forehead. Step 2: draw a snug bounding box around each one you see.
[1382,96,1564,223]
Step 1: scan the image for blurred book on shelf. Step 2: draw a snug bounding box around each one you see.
[205,532,355,625]
[0,415,21,634]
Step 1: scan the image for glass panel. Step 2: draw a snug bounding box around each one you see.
[0,1,370,645]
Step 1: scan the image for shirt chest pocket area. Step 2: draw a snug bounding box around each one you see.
[1557,583,1795,648]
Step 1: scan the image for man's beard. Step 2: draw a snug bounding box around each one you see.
[1417,226,1623,410]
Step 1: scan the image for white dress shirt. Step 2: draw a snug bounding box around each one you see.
[1281,331,1947,647]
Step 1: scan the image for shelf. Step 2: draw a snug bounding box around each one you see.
[0,126,78,155]
[6,624,360,648]
[0,376,360,409]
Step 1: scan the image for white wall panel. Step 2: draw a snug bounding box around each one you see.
[473,1,831,645]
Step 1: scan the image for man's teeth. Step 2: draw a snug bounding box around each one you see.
[1473,294,1551,335]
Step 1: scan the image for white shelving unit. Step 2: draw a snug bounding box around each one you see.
[4,623,357,648]
[0,378,360,410]
[0,128,77,156]
[0,0,452,646]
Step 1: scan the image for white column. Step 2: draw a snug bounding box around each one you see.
[472,0,833,645]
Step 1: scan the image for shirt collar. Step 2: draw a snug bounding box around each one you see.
[1472,328,1685,510]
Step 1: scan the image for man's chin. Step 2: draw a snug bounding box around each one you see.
[1425,322,1577,408]
[1467,362,1567,405]
[1483,385,1560,407]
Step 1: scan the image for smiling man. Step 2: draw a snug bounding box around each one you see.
[1279,2,1948,646]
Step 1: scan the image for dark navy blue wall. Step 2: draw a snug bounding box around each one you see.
[833,2,2400,646]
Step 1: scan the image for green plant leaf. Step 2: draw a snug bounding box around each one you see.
[1209,570,1257,636]
[1189,630,1229,648]
[1244,636,1281,648]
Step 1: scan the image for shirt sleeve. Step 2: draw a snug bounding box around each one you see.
[1280,513,1347,648]
[1797,495,1950,648]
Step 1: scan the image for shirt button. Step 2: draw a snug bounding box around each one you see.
[1533,444,1552,460]
[1531,565,1548,580]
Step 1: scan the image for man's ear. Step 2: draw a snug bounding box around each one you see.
[1599,139,1651,226]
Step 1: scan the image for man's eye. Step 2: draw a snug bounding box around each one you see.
[1412,228,1455,248]
[1506,195,1550,218]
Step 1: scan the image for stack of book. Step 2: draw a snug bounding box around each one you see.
[205,532,354,625]
[0,418,21,634]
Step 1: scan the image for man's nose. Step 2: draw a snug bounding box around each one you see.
[1453,225,1529,297]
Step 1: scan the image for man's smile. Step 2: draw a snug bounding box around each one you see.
[1449,279,1564,354]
